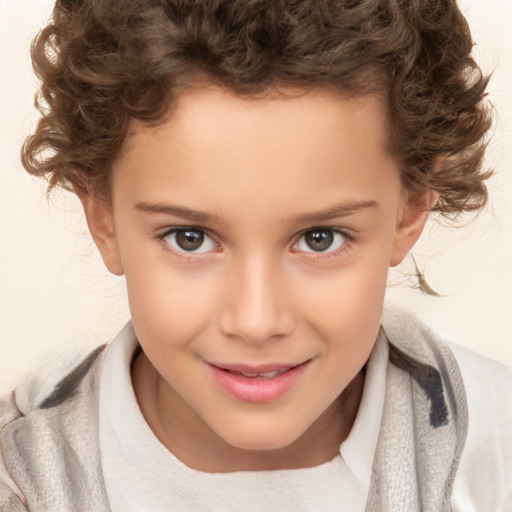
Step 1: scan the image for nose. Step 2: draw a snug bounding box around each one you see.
[218,256,295,344]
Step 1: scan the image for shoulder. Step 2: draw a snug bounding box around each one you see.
[382,306,512,510]
[0,344,107,510]
[448,342,512,511]
[448,340,512,406]
[448,341,512,451]
[0,393,26,510]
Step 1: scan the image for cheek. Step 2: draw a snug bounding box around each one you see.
[301,259,388,324]
[121,250,221,347]
[296,255,389,363]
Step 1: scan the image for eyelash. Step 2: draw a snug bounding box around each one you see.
[294,228,354,260]
[155,227,220,261]
[155,226,354,261]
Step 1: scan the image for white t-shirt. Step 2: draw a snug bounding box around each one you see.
[98,324,388,512]
[98,322,512,511]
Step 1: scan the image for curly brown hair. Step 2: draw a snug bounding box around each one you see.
[22,0,492,214]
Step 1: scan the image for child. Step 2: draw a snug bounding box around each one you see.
[1,0,511,510]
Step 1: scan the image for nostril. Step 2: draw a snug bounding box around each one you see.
[217,270,295,343]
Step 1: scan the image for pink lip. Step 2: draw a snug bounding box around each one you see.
[207,360,310,403]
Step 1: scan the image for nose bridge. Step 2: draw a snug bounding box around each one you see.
[219,252,293,343]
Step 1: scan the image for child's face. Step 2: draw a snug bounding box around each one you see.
[84,87,431,467]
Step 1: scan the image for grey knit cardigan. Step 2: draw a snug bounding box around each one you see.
[0,316,468,512]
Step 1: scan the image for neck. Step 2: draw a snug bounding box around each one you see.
[132,350,365,473]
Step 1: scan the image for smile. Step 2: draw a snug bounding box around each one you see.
[225,368,290,379]
[207,360,311,403]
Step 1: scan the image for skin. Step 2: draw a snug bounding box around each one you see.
[77,87,436,472]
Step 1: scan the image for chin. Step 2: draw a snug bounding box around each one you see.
[218,421,304,452]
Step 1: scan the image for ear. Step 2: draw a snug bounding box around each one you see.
[73,183,124,276]
[390,189,439,267]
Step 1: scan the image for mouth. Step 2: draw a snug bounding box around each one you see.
[207,360,311,403]
[214,361,305,377]
[223,368,291,379]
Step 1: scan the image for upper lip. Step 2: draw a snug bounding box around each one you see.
[207,361,309,373]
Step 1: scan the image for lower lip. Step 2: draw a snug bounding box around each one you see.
[208,362,310,403]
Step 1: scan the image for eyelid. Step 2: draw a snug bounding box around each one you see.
[292,227,354,258]
[154,225,353,261]
[157,226,220,256]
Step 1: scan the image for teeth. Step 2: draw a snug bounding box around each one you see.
[231,369,288,379]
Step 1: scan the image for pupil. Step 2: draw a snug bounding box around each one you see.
[306,229,333,252]
[176,230,204,251]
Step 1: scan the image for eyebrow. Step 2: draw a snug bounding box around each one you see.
[135,199,378,225]
[135,201,222,224]
[289,199,378,224]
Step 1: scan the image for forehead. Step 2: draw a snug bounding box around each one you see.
[140,86,392,151]
[111,87,401,218]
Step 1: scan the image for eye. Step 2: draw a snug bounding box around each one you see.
[296,228,348,253]
[162,228,217,253]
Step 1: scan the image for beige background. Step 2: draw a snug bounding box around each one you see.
[1,0,511,391]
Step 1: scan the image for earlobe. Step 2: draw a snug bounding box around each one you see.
[390,190,439,267]
[73,184,124,276]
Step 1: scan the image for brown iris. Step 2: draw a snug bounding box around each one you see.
[175,229,205,251]
[304,229,334,252]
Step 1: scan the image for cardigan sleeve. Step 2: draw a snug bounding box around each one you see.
[0,393,27,511]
